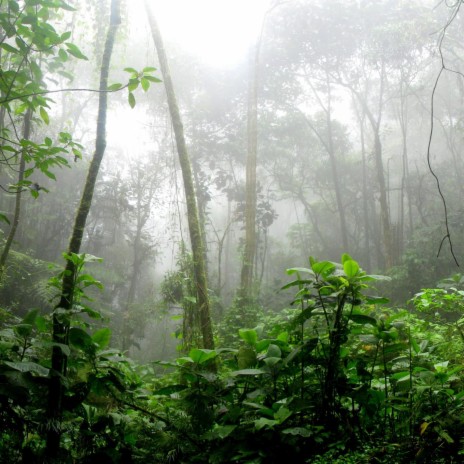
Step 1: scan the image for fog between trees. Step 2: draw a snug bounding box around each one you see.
[0,0,463,359]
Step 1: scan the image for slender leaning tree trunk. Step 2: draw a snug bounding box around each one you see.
[46,0,121,457]
[145,2,214,350]
[0,109,31,282]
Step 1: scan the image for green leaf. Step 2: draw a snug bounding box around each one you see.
[275,406,292,423]
[188,348,217,364]
[142,66,157,73]
[154,384,188,396]
[239,328,258,346]
[4,361,49,377]
[140,77,150,92]
[365,296,389,305]
[0,213,10,225]
[311,261,335,276]
[128,92,135,108]
[349,314,377,326]
[204,425,236,440]
[58,48,68,62]
[60,31,72,41]
[50,342,70,356]
[343,259,359,278]
[231,369,265,376]
[92,328,111,350]
[43,170,56,180]
[124,67,138,74]
[69,327,94,353]
[143,75,162,83]
[108,82,122,91]
[265,344,281,359]
[22,308,39,326]
[65,42,88,60]
[128,78,139,92]
[40,107,49,125]
[254,417,277,430]
[0,43,19,54]
[286,267,314,276]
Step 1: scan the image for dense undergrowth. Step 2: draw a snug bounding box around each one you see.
[2,254,464,463]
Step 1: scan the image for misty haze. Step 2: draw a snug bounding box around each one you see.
[0,1,463,462]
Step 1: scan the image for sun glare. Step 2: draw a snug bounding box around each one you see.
[131,0,269,67]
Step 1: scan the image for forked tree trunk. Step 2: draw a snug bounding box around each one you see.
[46,0,121,457]
[145,2,214,350]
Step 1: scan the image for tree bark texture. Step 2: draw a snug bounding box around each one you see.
[46,0,121,457]
[145,2,214,350]
[240,41,259,303]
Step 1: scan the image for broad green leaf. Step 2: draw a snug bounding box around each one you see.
[311,261,335,276]
[69,327,94,353]
[348,314,377,326]
[343,259,359,278]
[341,253,354,264]
[275,406,292,423]
[239,328,258,346]
[188,348,217,364]
[92,328,111,350]
[265,344,281,359]
[5,361,49,377]
[365,296,389,305]
[0,213,10,224]
[22,308,39,326]
[254,417,277,430]
[286,267,314,275]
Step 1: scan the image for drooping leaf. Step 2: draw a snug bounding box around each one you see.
[4,361,49,377]
[128,92,135,108]
[188,348,217,364]
[65,42,88,60]
[40,107,49,125]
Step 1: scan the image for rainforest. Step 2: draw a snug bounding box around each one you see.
[1,0,464,463]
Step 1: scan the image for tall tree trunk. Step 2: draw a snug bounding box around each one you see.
[0,109,31,282]
[240,39,259,303]
[145,3,214,349]
[46,0,121,457]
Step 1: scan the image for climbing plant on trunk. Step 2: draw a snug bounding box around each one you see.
[46,0,122,456]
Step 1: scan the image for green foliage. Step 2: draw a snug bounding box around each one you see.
[3,253,464,462]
